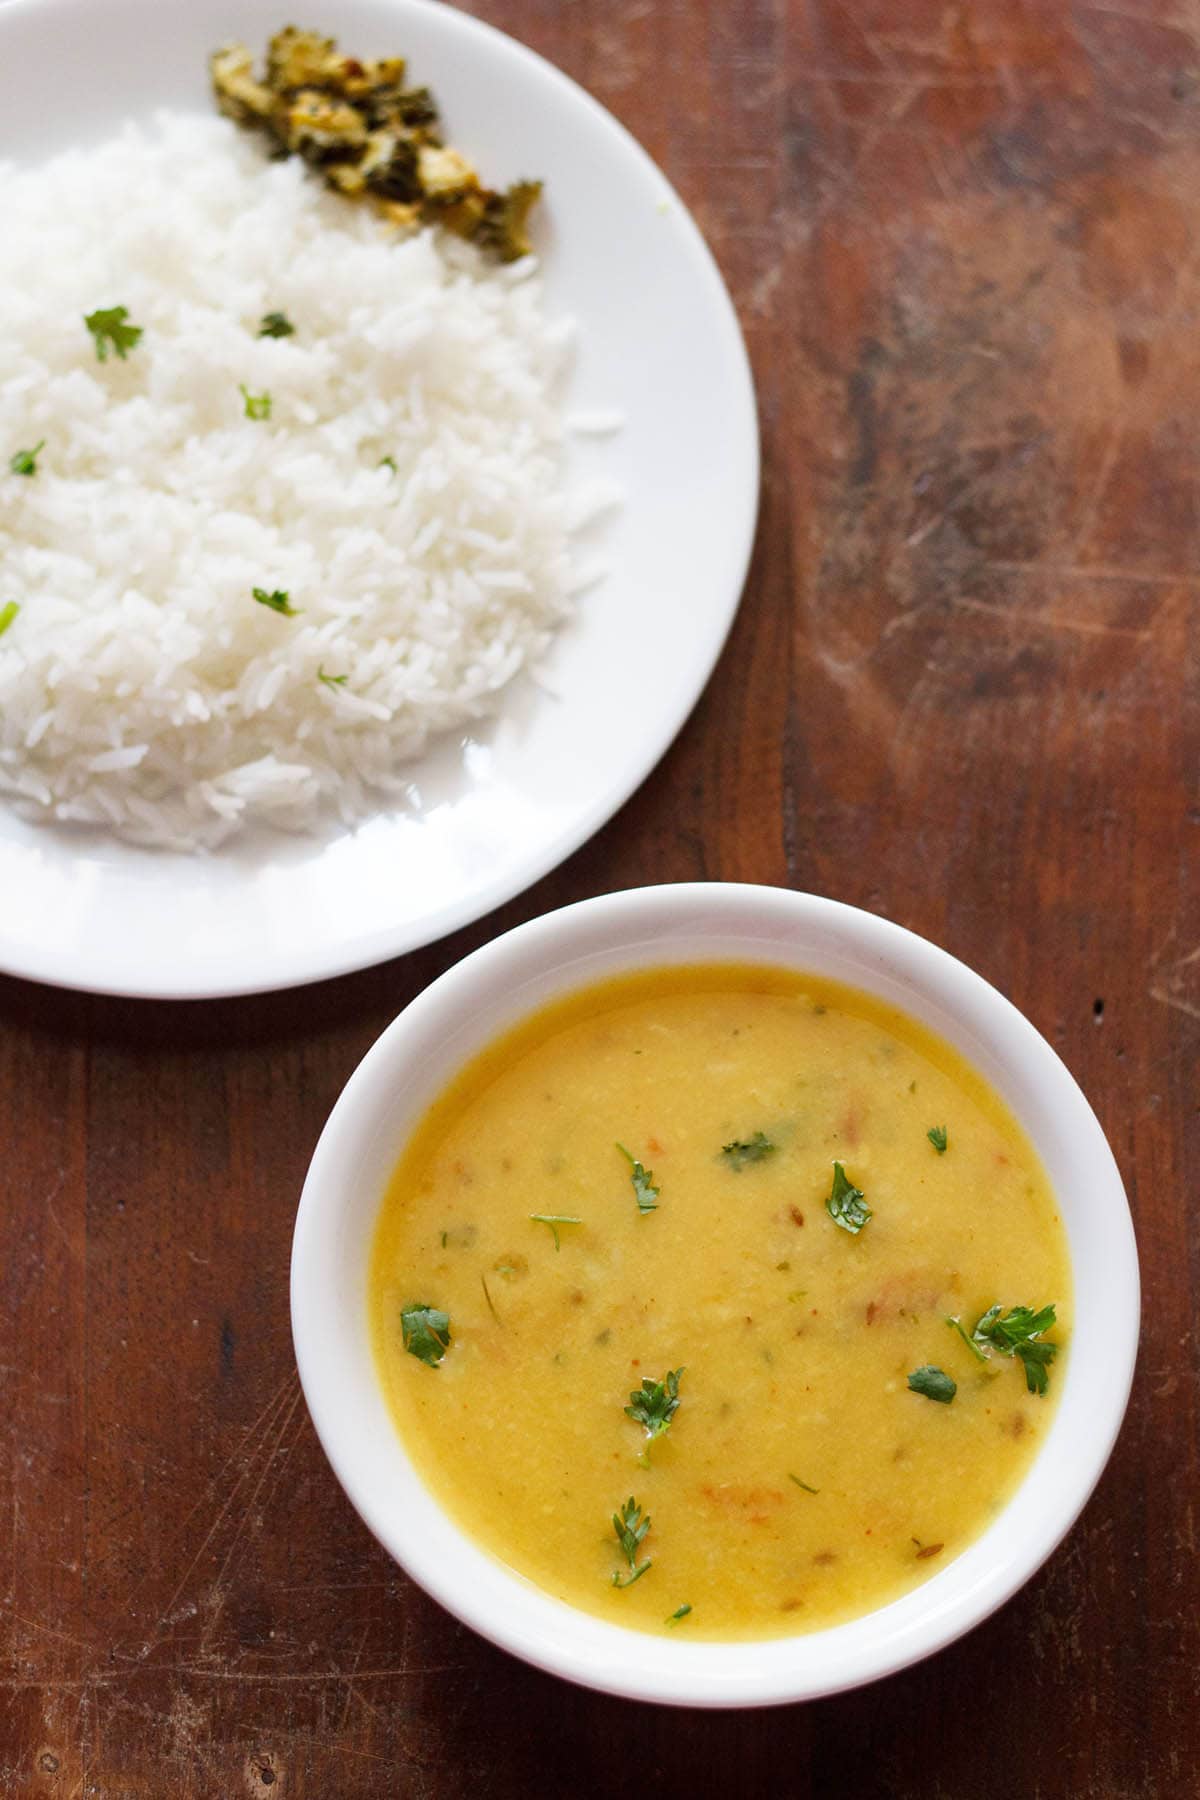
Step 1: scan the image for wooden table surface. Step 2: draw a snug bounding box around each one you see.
[3,1,1196,1793]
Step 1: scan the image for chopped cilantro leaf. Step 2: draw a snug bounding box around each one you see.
[616,1142,659,1213]
[907,1365,956,1403]
[529,1213,581,1251]
[239,383,272,420]
[258,310,295,338]
[721,1131,776,1170]
[665,1604,692,1626]
[927,1125,948,1154]
[1014,1340,1056,1395]
[400,1302,451,1368]
[945,1315,988,1362]
[252,586,299,616]
[625,1367,684,1439]
[972,1303,1059,1394]
[825,1161,871,1234]
[610,1496,652,1588]
[84,306,143,362]
[318,665,348,688]
[9,440,44,477]
[973,1302,1057,1353]
[0,601,20,638]
[378,455,398,474]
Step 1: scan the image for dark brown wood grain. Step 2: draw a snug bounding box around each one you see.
[2,1,1197,1793]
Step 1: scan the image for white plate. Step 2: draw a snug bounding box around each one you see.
[0,0,757,999]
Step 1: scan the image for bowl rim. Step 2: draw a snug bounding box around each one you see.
[291,882,1140,1707]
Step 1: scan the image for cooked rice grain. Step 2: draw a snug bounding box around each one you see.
[0,114,586,849]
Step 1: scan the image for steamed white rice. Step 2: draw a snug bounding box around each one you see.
[0,113,596,850]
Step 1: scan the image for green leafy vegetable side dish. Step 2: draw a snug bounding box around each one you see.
[825,1160,871,1234]
[400,1301,451,1368]
[9,440,44,476]
[258,310,295,337]
[211,27,542,262]
[972,1302,1059,1395]
[239,383,272,420]
[610,1495,652,1588]
[907,1365,956,1404]
[616,1143,659,1214]
[529,1213,581,1252]
[721,1131,776,1170]
[84,305,143,362]
[252,586,299,616]
[625,1367,684,1440]
[927,1125,948,1154]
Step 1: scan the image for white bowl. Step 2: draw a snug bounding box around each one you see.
[291,883,1139,1707]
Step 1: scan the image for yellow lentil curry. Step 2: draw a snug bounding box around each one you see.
[369,966,1070,1639]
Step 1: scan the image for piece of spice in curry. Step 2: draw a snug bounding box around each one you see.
[210,26,542,261]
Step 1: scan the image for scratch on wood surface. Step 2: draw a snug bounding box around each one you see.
[0,1605,94,1656]
[1066,233,1200,558]
[878,602,937,643]
[197,1383,306,1651]
[44,1197,83,1265]
[920,131,959,204]
[240,1726,394,1769]
[145,1372,301,1642]
[336,1623,381,1731]
[901,462,1009,551]
[159,1662,469,1684]
[798,69,1005,90]
[862,17,967,65]
[1066,420,1125,564]
[67,1680,97,1800]
[744,261,784,317]
[235,1710,444,1776]
[984,560,1200,587]
[278,1581,402,1595]
[7,1492,19,1609]
[1149,941,1200,1022]
[0,1650,474,1695]
[1080,2,1199,31]
[164,1684,217,1783]
[169,1371,300,1549]
[805,64,929,226]
[952,595,1153,639]
[0,1674,113,1693]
